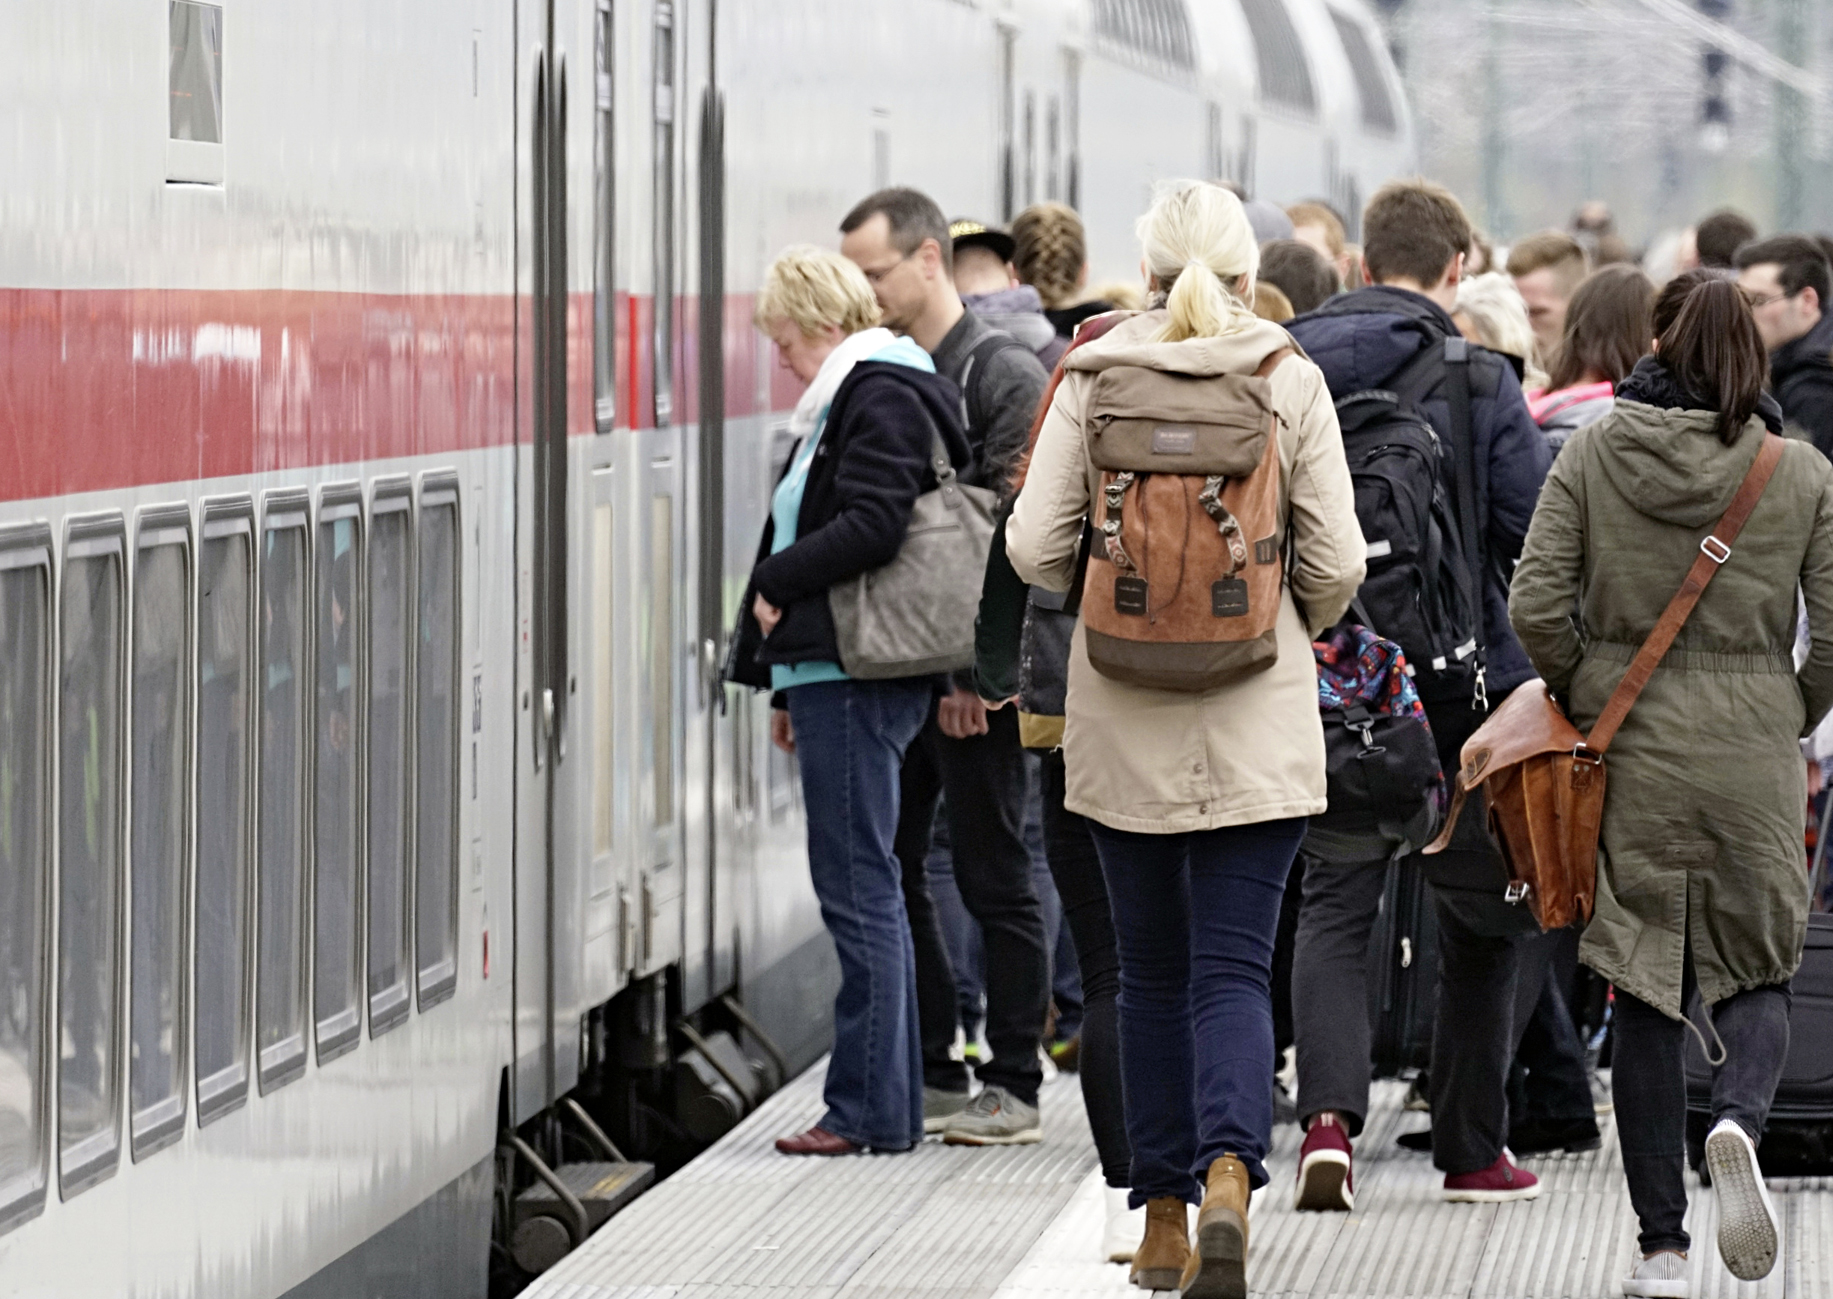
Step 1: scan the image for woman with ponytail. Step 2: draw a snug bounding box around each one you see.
[1006,181,1366,1296]
[1512,276,1833,1297]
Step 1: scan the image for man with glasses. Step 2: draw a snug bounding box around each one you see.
[839,187,1053,1147]
[1736,235,1833,459]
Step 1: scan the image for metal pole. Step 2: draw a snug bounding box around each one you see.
[1482,0,1507,238]
[1775,0,1807,229]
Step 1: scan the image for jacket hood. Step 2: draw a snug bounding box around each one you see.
[1772,306,1833,382]
[839,358,967,449]
[1590,400,1769,528]
[965,286,1058,354]
[1285,285,1456,395]
[1060,309,1295,376]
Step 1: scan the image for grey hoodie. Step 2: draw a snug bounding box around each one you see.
[963,285,1065,371]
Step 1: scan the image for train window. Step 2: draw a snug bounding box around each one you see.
[58,520,125,1197]
[594,0,616,431]
[367,488,413,1036]
[651,1,676,426]
[129,514,192,1160]
[593,503,615,857]
[1328,9,1397,134]
[257,505,310,1090]
[1090,0,1195,72]
[0,529,51,1232]
[313,495,362,1061]
[650,495,674,828]
[415,487,460,1007]
[1238,0,1317,114]
[196,505,253,1123]
[169,2,222,143]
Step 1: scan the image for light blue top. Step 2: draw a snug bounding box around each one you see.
[769,336,935,691]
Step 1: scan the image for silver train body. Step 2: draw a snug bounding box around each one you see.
[0,1,1412,1294]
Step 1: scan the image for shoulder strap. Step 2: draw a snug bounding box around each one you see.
[960,330,1028,442]
[1585,433,1787,755]
[1441,336,1487,707]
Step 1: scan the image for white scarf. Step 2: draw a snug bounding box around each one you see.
[786,326,898,442]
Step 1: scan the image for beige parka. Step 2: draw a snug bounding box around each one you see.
[1005,311,1367,834]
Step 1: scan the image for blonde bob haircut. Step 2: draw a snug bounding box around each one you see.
[754,245,882,338]
[1454,271,1545,387]
[1136,181,1260,343]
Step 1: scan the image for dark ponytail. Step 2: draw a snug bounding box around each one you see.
[1657,278,1767,446]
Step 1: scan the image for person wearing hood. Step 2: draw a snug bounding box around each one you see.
[728,247,974,1157]
[950,217,1067,370]
[1527,263,1655,454]
[1008,180,1366,1296]
[1510,276,1833,1297]
[1735,235,1833,460]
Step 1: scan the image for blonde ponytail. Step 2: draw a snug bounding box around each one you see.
[1135,181,1259,342]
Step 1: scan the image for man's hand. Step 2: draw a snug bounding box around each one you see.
[937,687,990,739]
[771,709,795,754]
[753,592,783,636]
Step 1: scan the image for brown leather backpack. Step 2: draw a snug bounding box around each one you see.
[1079,347,1292,692]
[1424,432,1784,930]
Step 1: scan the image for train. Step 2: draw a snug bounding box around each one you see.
[0,1,1413,1295]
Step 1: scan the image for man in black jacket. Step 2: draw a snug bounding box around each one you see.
[841,188,1053,1146]
[1736,235,1833,460]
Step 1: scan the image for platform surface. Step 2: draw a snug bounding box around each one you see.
[525,1059,1833,1299]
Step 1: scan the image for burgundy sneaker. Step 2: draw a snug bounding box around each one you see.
[1443,1150,1541,1203]
[1295,1114,1355,1211]
[774,1126,862,1156]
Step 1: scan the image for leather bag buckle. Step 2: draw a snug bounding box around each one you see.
[1700,535,1731,565]
[1571,743,1603,766]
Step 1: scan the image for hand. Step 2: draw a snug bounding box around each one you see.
[753,592,783,636]
[937,687,990,739]
[771,709,795,754]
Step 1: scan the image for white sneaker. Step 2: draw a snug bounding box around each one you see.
[1620,1250,1689,1298]
[1101,1185,1146,1263]
[1704,1118,1779,1282]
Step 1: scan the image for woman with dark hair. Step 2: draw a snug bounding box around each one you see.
[1511,277,1833,1297]
[1527,263,1655,451]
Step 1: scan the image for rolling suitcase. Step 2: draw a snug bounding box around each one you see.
[1686,911,1833,1175]
[1368,856,1441,1078]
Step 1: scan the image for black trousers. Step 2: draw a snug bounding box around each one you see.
[894,704,1048,1105]
[1038,749,1132,1187]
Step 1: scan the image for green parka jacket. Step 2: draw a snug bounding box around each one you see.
[1510,402,1833,1018]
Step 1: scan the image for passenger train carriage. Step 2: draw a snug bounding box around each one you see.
[0,1,1411,1294]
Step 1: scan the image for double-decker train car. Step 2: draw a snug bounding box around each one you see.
[0,1,1411,1295]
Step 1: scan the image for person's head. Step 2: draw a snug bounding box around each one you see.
[1135,180,1260,342]
[1360,179,1472,309]
[1257,238,1338,316]
[1467,231,1495,277]
[1506,232,1590,362]
[949,218,1018,296]
[1545,264,1655,392]
[1288,200,1353,287]
[1695,208,1758,268]
[753,245,882,382]
[1452,271,1542,385]
[1252,281,1295,323]
[1653,269,1717,340]
[1011,203,1089,309]
[1654,276,1767,444]
[839,187,954,333]
[1734,234,1829,351]
[1573,200,1615,237]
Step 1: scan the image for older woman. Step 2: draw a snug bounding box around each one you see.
[728,247,972,1156]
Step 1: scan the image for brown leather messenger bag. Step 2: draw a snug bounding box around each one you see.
[1423,432,1786,931]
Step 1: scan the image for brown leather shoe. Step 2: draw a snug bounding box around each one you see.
[1128,1197,1190,1290]
[1179,1155,1249,1298]
[774,1126,862,1156]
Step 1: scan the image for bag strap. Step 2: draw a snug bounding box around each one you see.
[1585,432,1786,756]
[959,329,1029,445]
[1441,337,1488,710]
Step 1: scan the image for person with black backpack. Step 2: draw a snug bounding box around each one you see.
[841,188,1056,1147]
[1284,179,1590,1209]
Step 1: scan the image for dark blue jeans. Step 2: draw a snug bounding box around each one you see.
[787,677,934,1151]
[1092,816,1308,1204]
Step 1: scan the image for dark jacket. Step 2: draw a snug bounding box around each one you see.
[1770,308,1833,460]
[728,361,971,688]
[932,309,1052,495]
[1287,286,1553,695]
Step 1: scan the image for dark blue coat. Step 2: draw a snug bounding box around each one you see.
[1287,286,1552,695]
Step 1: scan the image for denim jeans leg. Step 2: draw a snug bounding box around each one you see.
[1611,983,1692,1255]
[789,678,933,1149]
[1709,982,1793,1142]
[893,718,972,1094]
[1091,823,1200,1207]
[1186,818,1307,1191]
[1292,855,1389,1135]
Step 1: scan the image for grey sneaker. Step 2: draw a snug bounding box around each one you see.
[942,1085,1041,1146]
[1620,1250,1689,1298]
[923,1087,971,1135]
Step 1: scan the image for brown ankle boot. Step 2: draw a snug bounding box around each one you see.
[1128,1196,1190,1290]
[1178,1155,1249,1298]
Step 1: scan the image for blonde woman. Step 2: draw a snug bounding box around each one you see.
[1453,270,1549,391]
[729,247,973,1156]
[1007,182,1365,1295]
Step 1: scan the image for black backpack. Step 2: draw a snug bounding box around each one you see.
[1333,336,1487,708]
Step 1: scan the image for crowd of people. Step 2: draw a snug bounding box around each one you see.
[727,176,1833,1299]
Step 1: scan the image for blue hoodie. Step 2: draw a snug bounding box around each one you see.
[1288,286,1552,697]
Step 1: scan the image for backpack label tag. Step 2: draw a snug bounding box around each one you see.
[1114,575,1149,616]
[1254,537,1278,565]
[1211,578,1250,618]
[1151,425,1197,455]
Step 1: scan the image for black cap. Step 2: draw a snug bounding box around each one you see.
[949,218,1016,263]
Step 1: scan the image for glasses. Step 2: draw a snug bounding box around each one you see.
[861,251,914,287]
[1743,288,1796,310]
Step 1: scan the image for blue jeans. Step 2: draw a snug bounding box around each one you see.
[1091,816,1308,1203]
[787,677,934,1150]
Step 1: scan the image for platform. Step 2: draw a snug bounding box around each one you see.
[525,1059,1833,1299]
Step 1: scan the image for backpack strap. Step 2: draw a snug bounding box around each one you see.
[1584,433,1786,755]
[1440,336,1487,709]
[958,329,1030,446]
